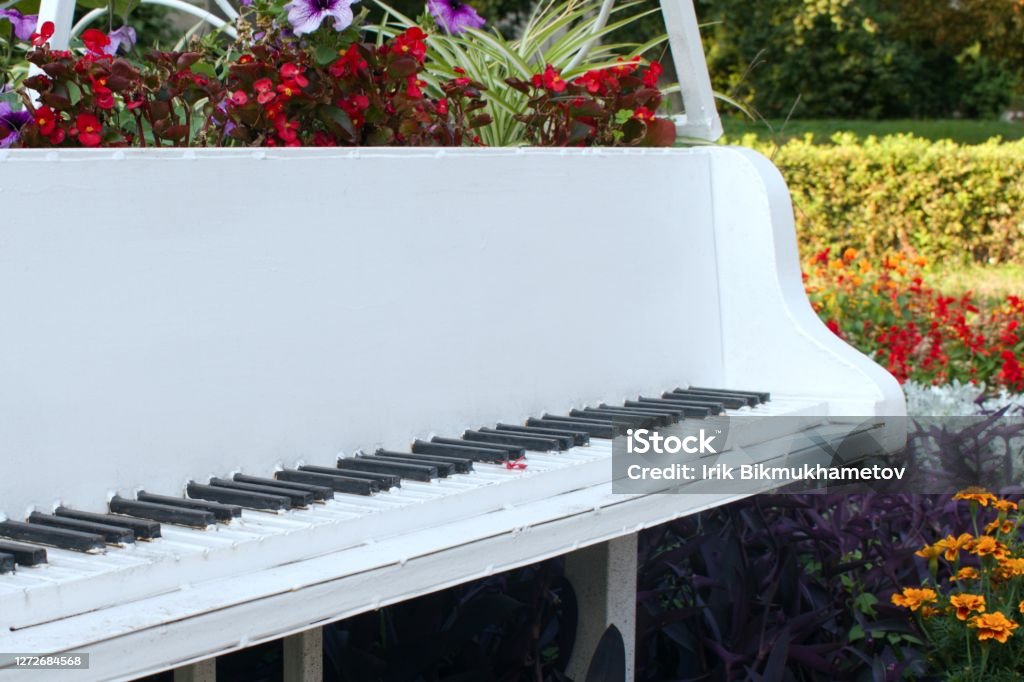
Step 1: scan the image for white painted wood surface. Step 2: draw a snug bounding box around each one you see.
[0,148,901,521]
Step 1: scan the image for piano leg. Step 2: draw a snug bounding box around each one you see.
[173,658,215,682]
[564,534,638,681]
[283,628,323,682]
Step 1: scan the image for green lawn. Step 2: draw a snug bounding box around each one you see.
[928,263,1024,301]
[720,117,1024,145]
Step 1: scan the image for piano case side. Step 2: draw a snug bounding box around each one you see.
[707,146,906,423]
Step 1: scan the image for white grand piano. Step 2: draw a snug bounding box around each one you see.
[0,1,905,679]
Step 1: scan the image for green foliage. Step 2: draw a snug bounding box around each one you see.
[733,133,1024,266]
[694,0,1019,119]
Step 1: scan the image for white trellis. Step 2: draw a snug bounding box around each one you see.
[70,0,238,40]
[30,0,722,140]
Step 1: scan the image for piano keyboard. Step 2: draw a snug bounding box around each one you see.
[0,386,821,632]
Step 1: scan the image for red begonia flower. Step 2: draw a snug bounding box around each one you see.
[81,28,111,55]
[75,113,103,146]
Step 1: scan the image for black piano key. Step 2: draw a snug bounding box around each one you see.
[335,457,438,482]
[636,398,716,417]
[688,386,771,403]
[137,491,242,522]
[617,401,687,417]
[233,474,334,502]
[488,428,573,450]
[430,437,525,459]
[478,427,572,451]
[600,404,682,422]
[0,552,14,574]
[462,429,560,452]
[570,408,660,428]
[583,406,675,426]
[55,507,162,540]
[27,512,135,545]
[362,454,451,478]
[0,519,106,553]
[279,468,378,495]
[668,390,751,409]
[494,424,590,447]
[0,540,47,566]
[527,417,616,439]
[110,496,216,528]
[186,483,291,512]
[362,453,455,477]
[413,439,512,463]
[209,478,314,508]
[329,467,401,489]
[375,449,473,474]
[541,414,629,436]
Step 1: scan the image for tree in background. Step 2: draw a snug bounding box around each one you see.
[695,0,1022,119]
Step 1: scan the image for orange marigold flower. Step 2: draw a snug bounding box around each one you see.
[955,487,997,506]
[843,247,858,262]
[994,499,1018,512]
[936,533,974,561]
[970,612,1019,644]
[951,593,986,621]
[1019,600,1024,615]
[985,519,1016,535]
[921,605,940,619]
[916,543,943,561]
[891,587,938,611]
[972,535,1009,559]
[952,567,980,582]
[998,557,1024,578]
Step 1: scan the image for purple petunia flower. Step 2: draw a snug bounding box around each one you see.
[284,0,357,35]
[104,25,137,55]
[427,0,484,34]
[0,101,32,148]
[0,8,39,41]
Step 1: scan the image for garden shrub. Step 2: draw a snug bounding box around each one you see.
[733,134,1024,267]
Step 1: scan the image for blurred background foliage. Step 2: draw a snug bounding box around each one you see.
[376,0,1023,119]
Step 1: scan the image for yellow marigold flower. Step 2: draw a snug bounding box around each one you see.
[829,258,845,271]
[952,567,980,582]
[916,543,943,561]
[970,612,1019,644]
[994,499,1018,512]
[859,259,871,274]
[954,488,997,506]
[914,256,927,267]
[951,593,986,621]
[936,533,974,561]
[843,247,858,262]
[891,587,938,611]
[972,535,1009,560]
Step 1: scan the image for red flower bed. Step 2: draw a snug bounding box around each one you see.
[805,249,1024,390]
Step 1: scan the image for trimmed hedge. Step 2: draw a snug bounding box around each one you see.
[730,134,1024,265]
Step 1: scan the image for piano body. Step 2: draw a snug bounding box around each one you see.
[0,2,905,680]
